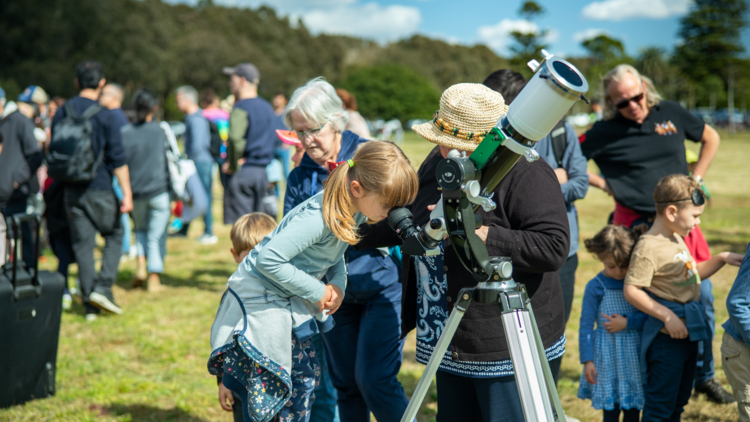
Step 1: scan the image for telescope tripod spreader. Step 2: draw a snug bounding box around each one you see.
[389,51,589,422]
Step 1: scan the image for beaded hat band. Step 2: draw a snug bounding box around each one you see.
[432,112,489,142]
[413,83,508,152]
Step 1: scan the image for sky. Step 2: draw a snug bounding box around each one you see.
[166,0,750,59]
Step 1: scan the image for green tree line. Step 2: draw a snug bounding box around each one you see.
[0,0,747,122]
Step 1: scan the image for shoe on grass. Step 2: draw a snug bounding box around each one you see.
[62,293,72,311]
[69,278,81,298]
[695,377,736,404]
[89,291,123,315]
[85,313,98,322]
[147,273,166,293]
[132,260,147,288]
[197,234,218,245]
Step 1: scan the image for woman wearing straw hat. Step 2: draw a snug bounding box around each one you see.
[358,83,570,421]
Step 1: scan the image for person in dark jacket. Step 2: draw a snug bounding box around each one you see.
[221,63,276,224]
[51,61,133,320]
[357,83,570,422]
[122,89,170,293]
[283,77,410,422]
[0,86,44,270]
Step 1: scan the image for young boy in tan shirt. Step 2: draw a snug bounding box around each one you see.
[623,175,744,421]
[216,212,277,422]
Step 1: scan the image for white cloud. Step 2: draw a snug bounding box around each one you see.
[581,0,692,21]
[477,19,558,55]
[302,3,421,42]
[572,28,612,42]
[545,29,560,44]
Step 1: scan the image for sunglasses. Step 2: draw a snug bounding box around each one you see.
[655,188,706,207]
[615,93,644,109]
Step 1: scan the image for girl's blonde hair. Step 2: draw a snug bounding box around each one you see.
[323,141,418,245]
[584,224,648,268]
[602,64,662,120]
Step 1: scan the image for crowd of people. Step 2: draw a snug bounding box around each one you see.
[1,57,749,422]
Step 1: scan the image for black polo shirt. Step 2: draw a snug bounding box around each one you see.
[581,100,705,214]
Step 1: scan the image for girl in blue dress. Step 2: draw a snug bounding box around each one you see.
[578,224,648,422]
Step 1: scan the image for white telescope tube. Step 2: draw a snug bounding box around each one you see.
[506,50,589,142]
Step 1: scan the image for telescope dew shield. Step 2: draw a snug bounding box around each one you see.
[506,53,589,143]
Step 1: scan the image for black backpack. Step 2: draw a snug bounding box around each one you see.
[550,120,568,168]
[47,102,104,184]
[208,120,222,160]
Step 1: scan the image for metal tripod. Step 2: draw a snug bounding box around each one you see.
[400,257,566,422]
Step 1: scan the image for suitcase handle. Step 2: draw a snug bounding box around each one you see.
[3,213,42,300]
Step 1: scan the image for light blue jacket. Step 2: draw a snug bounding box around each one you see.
[245,191,365,303]
[534,122,589,257]
[723,242,750,347]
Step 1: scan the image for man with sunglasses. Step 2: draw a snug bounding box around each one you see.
[581,64,732,404]
[222,63,277,224]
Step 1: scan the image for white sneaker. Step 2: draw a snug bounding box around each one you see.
[197,234,218,245]
[85,313,98,322]
[62,293,72,311]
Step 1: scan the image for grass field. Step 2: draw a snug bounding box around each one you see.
[2,130,749,422]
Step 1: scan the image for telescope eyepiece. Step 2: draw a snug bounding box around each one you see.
[387,207,413,231]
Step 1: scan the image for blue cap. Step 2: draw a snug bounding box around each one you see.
[18,86,37,103]
[18,85,48,103]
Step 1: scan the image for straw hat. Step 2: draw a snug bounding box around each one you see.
[413,83,508,152]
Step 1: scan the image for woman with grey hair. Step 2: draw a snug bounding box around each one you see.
[283,77,411,422]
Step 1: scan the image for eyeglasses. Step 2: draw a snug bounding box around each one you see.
[294,122,327,140]
[655,188,706,207]
[615,93,644,109]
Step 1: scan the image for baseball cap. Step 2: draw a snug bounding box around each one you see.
[222,63,260,83]
[18,86,49,104]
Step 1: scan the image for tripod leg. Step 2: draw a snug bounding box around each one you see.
[527,303,566,422]
[502,308,561,422]
[400,293,471,422]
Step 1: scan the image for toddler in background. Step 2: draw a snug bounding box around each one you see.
[578,224,648,422]
[217,212,278,422]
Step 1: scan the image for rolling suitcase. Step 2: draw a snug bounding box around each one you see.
[0,214,65,409]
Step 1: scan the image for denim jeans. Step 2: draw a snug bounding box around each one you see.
[695,278,716,383]
[195,161,213,236]
[131,192,170,273]
[642,333,698,422]
[112,178,133,254]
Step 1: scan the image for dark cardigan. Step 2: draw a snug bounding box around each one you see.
[357,146,570,362]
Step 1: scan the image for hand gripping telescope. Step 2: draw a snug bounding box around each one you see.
[391,51,588,422]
